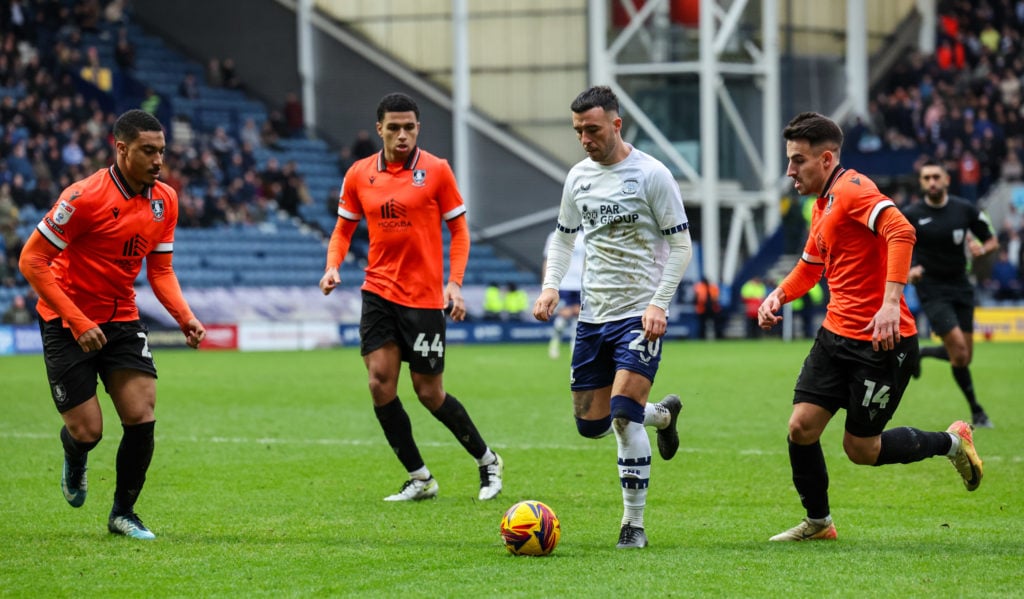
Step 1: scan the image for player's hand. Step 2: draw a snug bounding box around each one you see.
[967,240,985,258]
[183,318,206,349]
[862,301,901,351]
[445,282,466,322]
[757,293,784,330]
[908,265,924,285]
[641,304,667,341]
[76,326,106,353]
[532,288,560,322]
[319,267,341,295]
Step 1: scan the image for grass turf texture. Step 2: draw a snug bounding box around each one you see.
[1,340,1021,597]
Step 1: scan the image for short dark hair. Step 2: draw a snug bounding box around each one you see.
[377,93,420,122]
[920,158,945,171]
[113,109,162,143]
[571,85,619,115]
[782,112,843,151]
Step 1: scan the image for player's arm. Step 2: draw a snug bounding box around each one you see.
[444,214,469,322]
[862,206,915,351]
[320,217,359,295]
[760,250,825,330]
[147,252,205,348]
[968,209,999,258]
[644,227,693,340]
[18,230,104,350]
[534,228,575,322]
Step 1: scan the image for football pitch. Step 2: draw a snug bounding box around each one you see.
[1,340,1021,597]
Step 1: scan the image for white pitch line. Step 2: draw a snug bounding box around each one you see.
[1,430,1019,461]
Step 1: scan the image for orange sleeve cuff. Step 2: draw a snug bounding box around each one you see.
[779,259,824,305]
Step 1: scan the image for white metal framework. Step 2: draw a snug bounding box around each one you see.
[590,0,780,285]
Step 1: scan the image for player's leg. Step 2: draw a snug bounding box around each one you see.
[947,300,990,426]
[106,367,157,540]
[405,304,502,500]
[360,292,436,501]
[40,318,104,509]
[771,331,839,541]
[848,333,981,490]
[609,370,654,549]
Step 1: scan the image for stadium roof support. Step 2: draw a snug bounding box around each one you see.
[588,0,781,285]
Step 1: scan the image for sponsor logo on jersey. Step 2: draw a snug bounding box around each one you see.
[412,169,427,187]
[150,199,165,222]
[378,198,412,232]
[122,234,151,257]
[581,203,640,226]
[44,217,65,235]
[53,201,75,225]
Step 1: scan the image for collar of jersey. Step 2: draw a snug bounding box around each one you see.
[375,147,421,172]
[108,164,153,200]
[818,165,846,199]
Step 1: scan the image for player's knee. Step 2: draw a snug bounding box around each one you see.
[787,419,820,445]
[842,437,878,465]
[66,420,103,443]
[576,416,611,438]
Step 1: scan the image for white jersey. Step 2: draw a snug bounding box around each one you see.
[544,230,585,292]
[556,145,688,323]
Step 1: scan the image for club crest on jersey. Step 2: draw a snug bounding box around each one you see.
[53,383,67,405]
[150,198,165,221]
[824,194,835,215]
[53,200,75,225]
[621,179,639,195]
[953,229,965,245]
[412,169,427,187]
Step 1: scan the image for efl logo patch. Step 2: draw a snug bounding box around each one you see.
[53,201,75,225]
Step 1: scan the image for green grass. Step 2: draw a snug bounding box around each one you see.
[1,340,1021,598]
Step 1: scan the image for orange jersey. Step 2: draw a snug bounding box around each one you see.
[799,167,917,340]
[337,148,467,309]
[33,165,179,325]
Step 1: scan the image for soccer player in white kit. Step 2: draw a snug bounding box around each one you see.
[533,86,692,549]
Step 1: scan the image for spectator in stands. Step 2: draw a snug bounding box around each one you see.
[503,283,528,321]
[1,292,33,324]
[350,129,377,159]
[740,275,766,338]
[482,281,504,320]
[220,57,241,90]
[985,247,1021,301]
[239,117,261,150]
[283,91,304,137]
[205,57,222,87]
[178,72,200,99]
[319,91,503,503]
[336,145,353,176]
[139,86,161,115]
[693,276,724,340]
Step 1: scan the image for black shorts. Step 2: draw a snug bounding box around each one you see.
[793,328,919,438]
[40,319,158,413]
[916,280,975,336]
[359,291,446,375]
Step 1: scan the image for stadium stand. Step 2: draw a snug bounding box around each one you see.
[0,0,538,320]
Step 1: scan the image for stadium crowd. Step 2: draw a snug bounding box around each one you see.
[3,0,1024,303]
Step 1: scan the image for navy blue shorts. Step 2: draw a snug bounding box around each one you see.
[570,317,662,390]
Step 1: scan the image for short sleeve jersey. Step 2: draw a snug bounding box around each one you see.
[801,167,916,340]
[34,165,179,325]
[901,195,994,285]
[338,148,466,309]
[555,146,689,323]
